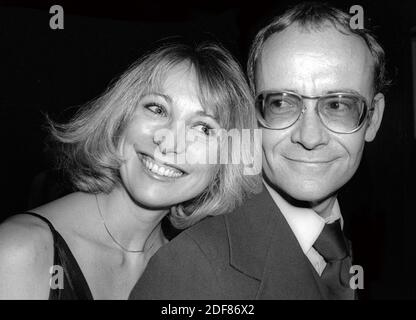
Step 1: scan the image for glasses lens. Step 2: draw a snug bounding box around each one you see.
[319,95,366,133]
[260,93,301,129]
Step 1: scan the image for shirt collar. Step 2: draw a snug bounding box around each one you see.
[263,180,343,254]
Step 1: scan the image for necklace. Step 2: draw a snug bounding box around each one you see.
[95,194,158,253]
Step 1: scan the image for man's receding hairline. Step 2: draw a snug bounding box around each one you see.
[256,22,376,84]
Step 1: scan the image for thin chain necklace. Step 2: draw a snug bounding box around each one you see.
[95,194,158,253]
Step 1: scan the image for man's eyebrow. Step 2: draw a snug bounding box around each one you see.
[325,89,361,95]
[270,88,362,95]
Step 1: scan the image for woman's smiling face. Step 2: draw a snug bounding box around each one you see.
[118,62,222,209]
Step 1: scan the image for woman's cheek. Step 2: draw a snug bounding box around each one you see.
[183,139,209,165]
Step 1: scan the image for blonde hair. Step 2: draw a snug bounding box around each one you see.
[48,42,261,228]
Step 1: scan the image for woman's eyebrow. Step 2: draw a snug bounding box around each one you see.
[194,110,219,121]
[144,92,172,103]
[144,93,219,121]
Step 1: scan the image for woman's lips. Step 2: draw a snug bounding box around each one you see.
[138,152,186,179]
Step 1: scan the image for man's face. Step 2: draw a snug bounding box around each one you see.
[256,24,384,203]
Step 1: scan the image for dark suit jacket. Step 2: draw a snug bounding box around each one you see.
[129,188,331,299]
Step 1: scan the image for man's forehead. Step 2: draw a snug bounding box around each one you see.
[259,24,373,72]
[256,24,374,93]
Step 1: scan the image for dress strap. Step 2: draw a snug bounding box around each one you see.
[24,211,58,233]
[21,211,94,300]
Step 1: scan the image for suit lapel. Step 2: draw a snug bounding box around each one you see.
[225,188,277,281]
[226,188,324,299]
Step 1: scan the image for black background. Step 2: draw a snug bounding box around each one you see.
[0,0,415,299]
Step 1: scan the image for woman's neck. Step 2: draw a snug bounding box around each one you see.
[95,187,168,253]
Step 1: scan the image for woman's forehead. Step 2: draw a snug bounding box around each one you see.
[144,61,194,94]
[142,62,224,120]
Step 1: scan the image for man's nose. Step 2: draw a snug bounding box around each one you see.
[153,123,187,155]
[291,102,329,150]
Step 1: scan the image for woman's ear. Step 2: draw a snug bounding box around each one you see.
[365,92,385,142]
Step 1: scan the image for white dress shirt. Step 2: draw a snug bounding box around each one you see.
[263,180,343,276]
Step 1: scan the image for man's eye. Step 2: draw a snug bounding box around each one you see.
[270,99,282,108]
[144,104,167,117]
[268,99,297,114]
[327,102,350,111]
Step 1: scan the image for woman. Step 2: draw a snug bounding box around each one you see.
[0,42,260,299]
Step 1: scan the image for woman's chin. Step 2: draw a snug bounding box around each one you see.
[129,194,175,211]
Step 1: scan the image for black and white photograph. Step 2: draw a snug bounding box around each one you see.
[0,0,415,304]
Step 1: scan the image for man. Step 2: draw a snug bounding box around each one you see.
[129,2,387,300]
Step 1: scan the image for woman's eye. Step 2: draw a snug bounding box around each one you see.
[144,104,167,117]
[193,123,214,136]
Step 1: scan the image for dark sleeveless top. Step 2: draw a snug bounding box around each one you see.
[25,212,94,300]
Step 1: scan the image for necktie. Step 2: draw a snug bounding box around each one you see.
[313,219,354,300]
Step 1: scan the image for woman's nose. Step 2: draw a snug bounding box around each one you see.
[153,123,187,155]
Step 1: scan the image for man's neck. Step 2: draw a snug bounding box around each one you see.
[311,197,338,219]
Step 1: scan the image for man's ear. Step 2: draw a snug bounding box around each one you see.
[365,92,385,142]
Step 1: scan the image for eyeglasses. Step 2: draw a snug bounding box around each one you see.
[255,91,374,134]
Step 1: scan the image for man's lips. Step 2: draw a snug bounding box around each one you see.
[283,156,340,164]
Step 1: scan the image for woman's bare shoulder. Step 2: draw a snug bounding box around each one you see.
[0,213,54,256]
[0,213,54,299]
[30,192,91,220]
[0,192,94,299]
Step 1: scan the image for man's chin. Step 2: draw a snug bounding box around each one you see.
[279,183,336,204]
[263,170,340,203]
[289,192,331,203]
